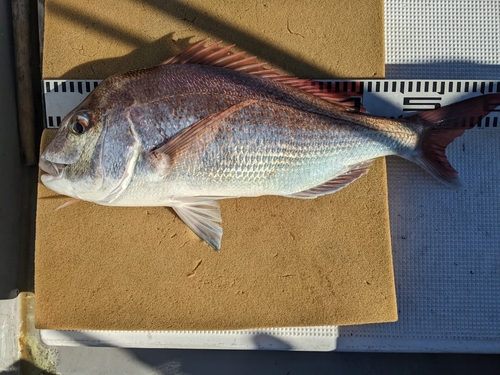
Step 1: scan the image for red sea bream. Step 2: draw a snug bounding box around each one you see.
[39,41,500,249]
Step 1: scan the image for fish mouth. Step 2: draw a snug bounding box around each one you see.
[39,158,66,181]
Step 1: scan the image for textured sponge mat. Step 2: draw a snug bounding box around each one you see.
[35,0,396,331]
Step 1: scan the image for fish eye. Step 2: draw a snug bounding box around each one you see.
[71,115,89,135]
[72,122,84,134]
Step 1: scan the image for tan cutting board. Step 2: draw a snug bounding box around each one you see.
[35,0,396,330]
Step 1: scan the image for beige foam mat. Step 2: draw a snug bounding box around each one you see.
[35,0,396,331]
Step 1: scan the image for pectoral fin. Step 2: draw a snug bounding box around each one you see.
[153,99,257,164]
[288,160,373,199]
[172,198,223,250]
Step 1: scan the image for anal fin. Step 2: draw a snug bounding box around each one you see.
[172,197,223,250]
[288,160,373,199]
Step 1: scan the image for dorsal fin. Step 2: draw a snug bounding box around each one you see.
[163,40,363,111]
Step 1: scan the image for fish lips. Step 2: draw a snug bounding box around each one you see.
[39,157,66,182]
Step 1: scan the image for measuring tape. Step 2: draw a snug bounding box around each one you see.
[43,80,500,129]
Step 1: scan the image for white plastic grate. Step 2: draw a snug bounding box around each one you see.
[338,0,500,351]
[339,129,500,351]
[385,0,500,79]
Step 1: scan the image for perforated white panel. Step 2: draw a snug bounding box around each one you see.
[337,0,500,352]
[339,129,500,352]
[385,0,500,79]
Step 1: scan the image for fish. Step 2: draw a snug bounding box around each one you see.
[39,40,500,250]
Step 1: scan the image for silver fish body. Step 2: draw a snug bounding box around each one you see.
[39,41,500,249]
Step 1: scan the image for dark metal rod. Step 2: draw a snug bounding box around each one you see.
[12,0,37,166]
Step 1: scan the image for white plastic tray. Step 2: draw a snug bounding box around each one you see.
[40,326,338,351]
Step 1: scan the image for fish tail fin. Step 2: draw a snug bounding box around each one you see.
[406,93,500,187]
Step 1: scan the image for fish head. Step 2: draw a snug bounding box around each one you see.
[40,75,149,206]
[40,102,108,199]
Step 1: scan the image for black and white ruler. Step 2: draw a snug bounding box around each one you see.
[43,79,500,129]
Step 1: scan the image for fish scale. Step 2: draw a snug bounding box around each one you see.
[166,102,397,197]
[38,40,500,249]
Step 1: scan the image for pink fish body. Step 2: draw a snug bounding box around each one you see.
[39,41,500,249]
